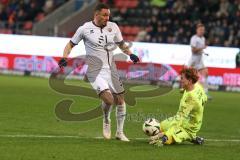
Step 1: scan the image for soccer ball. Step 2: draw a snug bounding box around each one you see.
[142,118,160,136]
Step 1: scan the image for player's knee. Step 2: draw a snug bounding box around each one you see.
[100,91,114,106]
[104,96,114,106]
[114,95,125,105]
[106,99,114,106]
[116,99,125,106]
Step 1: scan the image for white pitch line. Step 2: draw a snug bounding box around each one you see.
[205,139,240,142]
[0,134,239,142]
[0,134,81,139]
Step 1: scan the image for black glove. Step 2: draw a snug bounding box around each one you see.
[58,58,68,68]
[130,54,139,64]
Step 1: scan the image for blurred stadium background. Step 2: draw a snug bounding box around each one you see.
[0,0,240,88]
[0,0,240,160]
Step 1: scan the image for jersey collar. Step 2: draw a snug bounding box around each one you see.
[92,21,106,29]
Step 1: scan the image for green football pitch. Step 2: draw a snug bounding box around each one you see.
[0,75,239,160]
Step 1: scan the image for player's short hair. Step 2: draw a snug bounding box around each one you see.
[180,67,199,84]
[196,23,205,29]
[94,3,109,12]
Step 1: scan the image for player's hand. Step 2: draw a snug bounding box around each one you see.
[149,139,158,145]
[150,132,164,141]
[154,140,164,147]
[149,139,164,147]
[130,54,139,64]
[58,58,68,68]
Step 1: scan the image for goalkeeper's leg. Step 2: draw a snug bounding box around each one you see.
[190,136,205,145]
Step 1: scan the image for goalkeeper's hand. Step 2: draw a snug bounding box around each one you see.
[149,132,164,142]
[149,134,161,144]
[149,133,166,147]
[58,58,68,68]
[149,138,164,147]
[129,54,139,64]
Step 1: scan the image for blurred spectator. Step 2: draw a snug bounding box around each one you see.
[43,0,55,14]
[236,50,240,68]
[112,0,240,47]
[172,0,185,13]
[0,4,8,21]
[216,0,229,17]
[135,27,147,42]
[0,0,69,34]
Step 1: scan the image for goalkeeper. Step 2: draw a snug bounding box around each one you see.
[150,67,207,146]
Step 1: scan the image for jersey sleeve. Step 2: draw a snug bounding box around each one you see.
[70,25,84,45]
[190,36,197,48]
[113,23,123,43]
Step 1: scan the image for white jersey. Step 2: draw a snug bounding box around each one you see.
[190,35,205,54]
[188,35,206,70]
[71,21,123,72]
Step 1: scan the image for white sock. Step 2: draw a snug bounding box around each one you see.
[101,102,112,124]
[203,76,208,94]
[116,103,126,133]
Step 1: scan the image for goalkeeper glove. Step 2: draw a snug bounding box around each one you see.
[149,134,168,147]
[130,54,139,64]
[58,58,68,68]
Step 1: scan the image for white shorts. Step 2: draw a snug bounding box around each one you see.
[86,68,125,95]
[187,54,206,70]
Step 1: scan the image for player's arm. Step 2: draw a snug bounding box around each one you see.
[190,36,207,54]
[117,41,139,64]
[117,41,132,55]
[58,26,83,68]
[191,46,207,54]
[63,41,75,58]
[114,23,139,64]
[58,41,75,68]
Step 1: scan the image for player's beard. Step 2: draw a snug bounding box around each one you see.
[103,22,107,26]
[102,20,107,27]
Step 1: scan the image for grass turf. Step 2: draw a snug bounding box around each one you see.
[0,75,239,160]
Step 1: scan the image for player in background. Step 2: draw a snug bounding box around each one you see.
[150,67,207,146]
[58,3,139,141]
[188,23,211,99]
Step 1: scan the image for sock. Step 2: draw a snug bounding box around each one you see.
[200,75,208,94]
[203,76,208,94]
[116,102,126,133]
[101,102,112,124]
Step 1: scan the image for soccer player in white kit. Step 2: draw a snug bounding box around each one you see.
[58,3,139,141]
[188,23,210,99]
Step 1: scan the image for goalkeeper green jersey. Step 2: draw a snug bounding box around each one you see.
[175,82,207,134]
